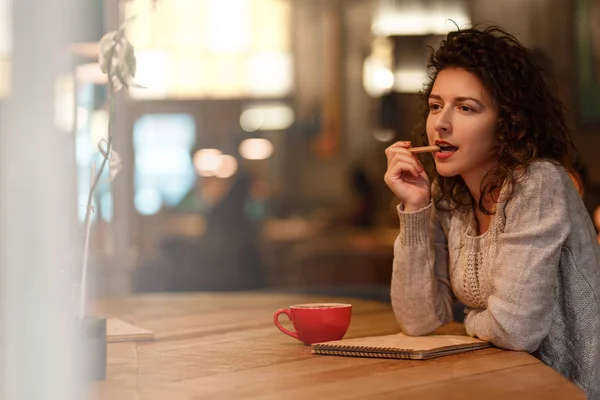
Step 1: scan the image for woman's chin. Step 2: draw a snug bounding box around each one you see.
[435,165,460,177]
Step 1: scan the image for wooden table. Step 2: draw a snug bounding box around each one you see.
[87,292,585,399]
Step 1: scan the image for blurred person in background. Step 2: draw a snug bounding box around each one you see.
[134,167,266,292]
[348,162,377,229]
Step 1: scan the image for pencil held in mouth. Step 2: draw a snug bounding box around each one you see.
[409,145,440,154]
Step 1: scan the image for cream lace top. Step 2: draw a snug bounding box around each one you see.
[451,210,496,310]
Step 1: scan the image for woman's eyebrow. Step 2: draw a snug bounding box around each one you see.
[429,94,485,108]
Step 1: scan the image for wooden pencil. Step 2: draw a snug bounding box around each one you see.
[409,145,440,154]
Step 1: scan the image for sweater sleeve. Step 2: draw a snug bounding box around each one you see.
[390,202,454,335]
[464,163,571,352]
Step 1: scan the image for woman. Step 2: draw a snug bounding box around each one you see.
[384,26,600,398]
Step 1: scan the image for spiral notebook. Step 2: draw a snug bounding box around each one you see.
[311,332,490,360]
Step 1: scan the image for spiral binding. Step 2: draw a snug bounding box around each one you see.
[311,342,490,360]
[312,348,419,359]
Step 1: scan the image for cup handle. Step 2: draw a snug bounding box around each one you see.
[273,308,299,341]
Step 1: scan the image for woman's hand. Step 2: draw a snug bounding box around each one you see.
[384,141,431,211]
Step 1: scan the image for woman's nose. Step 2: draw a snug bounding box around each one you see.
[434,111,451,134]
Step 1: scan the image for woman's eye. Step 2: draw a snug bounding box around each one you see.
[429,104,441,111]
[460,105,473,112]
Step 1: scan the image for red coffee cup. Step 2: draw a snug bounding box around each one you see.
[273,303,352,345]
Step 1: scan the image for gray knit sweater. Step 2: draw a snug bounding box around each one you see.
[391,160,600,399]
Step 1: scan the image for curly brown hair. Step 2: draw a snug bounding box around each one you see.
[413,26,582,214]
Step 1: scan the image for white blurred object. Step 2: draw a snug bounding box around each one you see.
[215,154,238,178]
[3,0,77,396]
[207,0,251,54]
[363,36,394,97]
[135,187,163,215]
[89,110,109,150]
[248,52,293,97]
[77,107,88,130]
[240,103,294,132]
[239,138,273,160]
[363,56,394,97]
[0,0,11,98]
[0,0,10,55]
[132,113,197,209]
[53,74,75,132]
[76,63,108,85]
[393,68,428,93]
[128,49,169,99]
[193,148,224,176]
[137,147,192,176]
[124,0,292,99]
[372,0,470,36]
[373,128,395,143]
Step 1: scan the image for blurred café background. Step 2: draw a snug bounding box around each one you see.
[3,0,600,304]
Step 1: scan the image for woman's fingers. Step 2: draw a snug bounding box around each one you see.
[385,141,411,166]
[387,151,423,174]
[385,142,426,170]
[384,143,431,206]
[387,154,421,179]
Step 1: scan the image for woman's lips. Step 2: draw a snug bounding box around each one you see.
[435,146,457,160]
